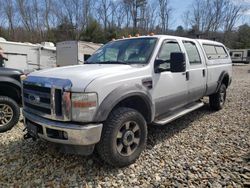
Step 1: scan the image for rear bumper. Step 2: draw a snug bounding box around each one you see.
[23,110,103,146]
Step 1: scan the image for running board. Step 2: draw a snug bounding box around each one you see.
[153,102,204,125]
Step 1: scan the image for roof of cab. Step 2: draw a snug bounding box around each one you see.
[113,35,224,46]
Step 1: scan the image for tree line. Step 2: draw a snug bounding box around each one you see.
[0,0,249,49]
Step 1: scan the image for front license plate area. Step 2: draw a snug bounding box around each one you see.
[27,121,38,138]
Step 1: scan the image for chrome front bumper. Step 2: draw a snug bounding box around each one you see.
[23,110,103,146]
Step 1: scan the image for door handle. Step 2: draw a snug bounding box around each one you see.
[186,71,189,81]
[182,72,189,80]
[202,69,206,77]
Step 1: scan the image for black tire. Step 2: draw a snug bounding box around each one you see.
[209,84,227,111]
[96,107,147,167]
[0,96,20,133]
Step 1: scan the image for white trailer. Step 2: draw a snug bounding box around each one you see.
[56,41,102,67]
[0,37,56,72]
[230,49,250,64]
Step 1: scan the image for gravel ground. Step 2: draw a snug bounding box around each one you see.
[0,65,249,187]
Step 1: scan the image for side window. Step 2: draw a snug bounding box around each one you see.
[183,41,201,64]
[203,45,217,59]
[215,46,228,58]
[247,50,250,57]
[158,41,181,71]
[234,53,241,57]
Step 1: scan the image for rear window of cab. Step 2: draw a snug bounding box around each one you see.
[203,44,228,59]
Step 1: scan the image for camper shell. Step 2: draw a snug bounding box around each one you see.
[0,37,56,73]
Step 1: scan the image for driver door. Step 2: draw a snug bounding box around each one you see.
[152,40,188,117]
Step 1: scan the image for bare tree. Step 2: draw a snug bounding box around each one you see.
[32,0,42,33]
[43,0,52,31]
[186,0,243,33]
[16,0,33,31]
[1,0,17,38]
[223,1,243,32]
[82,0,95,29]
[144,2,158,32]
[122,0,147,31]
[114,2,126,28]
[122,0,132,28]
[96,0,112,30]
[182,10,191,30]
[158,0,172,33]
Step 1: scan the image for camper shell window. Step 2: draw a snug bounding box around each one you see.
[203,44,228,59]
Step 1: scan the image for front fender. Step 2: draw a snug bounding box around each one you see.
[93,84,155,122]
[0,76,22,88]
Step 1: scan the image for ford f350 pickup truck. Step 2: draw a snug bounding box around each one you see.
[22,35,232,167]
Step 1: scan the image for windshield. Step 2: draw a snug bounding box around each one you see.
[86,38,157,65]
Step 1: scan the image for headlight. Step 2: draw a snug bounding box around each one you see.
[20,74,27,81]
[71,93,98,122]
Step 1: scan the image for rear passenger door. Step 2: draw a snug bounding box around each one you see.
[182,40,207,102]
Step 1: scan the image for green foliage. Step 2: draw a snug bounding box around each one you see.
[80,19,105,43]
[238,24,250,49]
[175,26,185,36]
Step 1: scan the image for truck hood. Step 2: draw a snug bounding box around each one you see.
[28,64,138,92]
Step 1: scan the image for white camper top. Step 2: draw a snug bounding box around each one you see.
[0,37,56,51]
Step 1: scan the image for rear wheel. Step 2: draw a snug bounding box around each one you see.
[0,96,20,133]
[96,107,147,167]
[209,84,227,111]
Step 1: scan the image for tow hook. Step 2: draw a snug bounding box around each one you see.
[23,128,37,141]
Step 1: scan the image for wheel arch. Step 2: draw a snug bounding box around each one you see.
[93,85,154,123]
[0,81,22,105]
[216,71,230,92]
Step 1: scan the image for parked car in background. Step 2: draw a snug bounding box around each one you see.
[22,35,232,167]
[0,67,24,132]
[230,48,250,64]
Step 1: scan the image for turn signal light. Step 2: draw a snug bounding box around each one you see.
[72,101,97,108]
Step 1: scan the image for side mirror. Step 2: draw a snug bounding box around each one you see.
[170,52,186,73]
[154,59,165,73]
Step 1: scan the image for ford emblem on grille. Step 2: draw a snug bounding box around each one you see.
[28,94,40,104]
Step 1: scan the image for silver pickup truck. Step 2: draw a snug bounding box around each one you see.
[22,35,232,167]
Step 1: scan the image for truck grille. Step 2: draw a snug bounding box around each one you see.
[23,77,72,121]
[23,84,52,115]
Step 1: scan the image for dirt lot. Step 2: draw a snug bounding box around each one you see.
[0,65,249,187]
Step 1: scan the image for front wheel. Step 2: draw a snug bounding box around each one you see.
[209,84,227,111]
[96,107,147,167]
[0,96,20,133]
